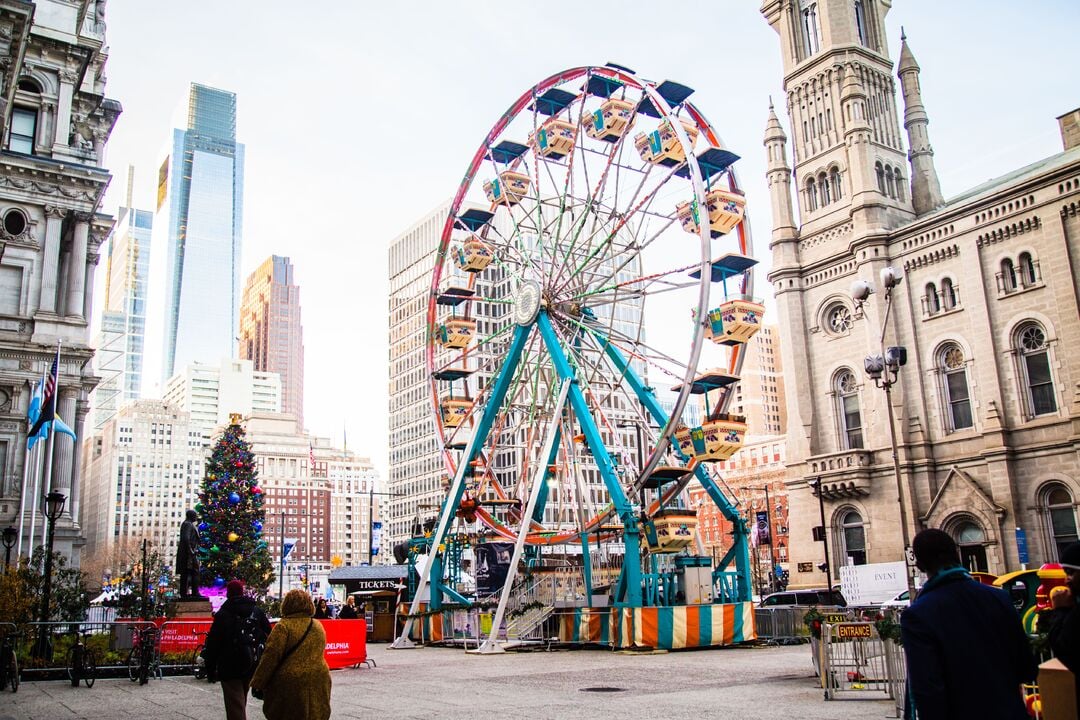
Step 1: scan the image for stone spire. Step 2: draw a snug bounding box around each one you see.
[764,98,797,247]
[897,31,944,214]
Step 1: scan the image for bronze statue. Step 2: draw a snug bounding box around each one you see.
[176,509,203,599]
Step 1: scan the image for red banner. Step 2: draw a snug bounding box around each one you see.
[320,618,367,669]
[153,618,367,668]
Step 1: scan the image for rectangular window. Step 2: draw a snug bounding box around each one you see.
[1025,352,1057,416]
[9,108,36,154]
[842,395,863,449]
[946,372,973,430]
[855,0,869,46]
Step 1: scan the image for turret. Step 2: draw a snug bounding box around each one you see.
[898,29,944,214]
[764,99,797,251]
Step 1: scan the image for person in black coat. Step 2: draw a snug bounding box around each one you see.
[1043,541,1080,712]
[900,529,1037,720]
[202,580,272,720]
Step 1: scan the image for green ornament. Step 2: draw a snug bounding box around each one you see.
[210,544,220,553]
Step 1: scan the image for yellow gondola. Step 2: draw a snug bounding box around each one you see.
[704,298,765,346]
[676,188,746,237]
[483,171,531,207]
[648,510,699,553]
[454,238,494,272]
[438,318,476,350]
[634,118,699,165]
[440,397,472,427]
[584,98,635,142]
[531,118,577,159]
[674,414,747,462]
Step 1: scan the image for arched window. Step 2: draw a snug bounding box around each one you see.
[875,162,885,194]
[940,344,973,431]
[1016,323,1057,416]
[894,171,905,202]
[1000,259,1017,293]
[835,370,864,449]
[838,509,867,566]
[885,166,896,198]
[819,172,830,205]
[1043,484,1079,562]
[806,177,818,211]
[952,519,988,572]
[854,0,869,46]
[925,282,940,314]
[941,277,957,310]
[801,1,821,57]
[1018,252,1037,286]
[829,167,842,200]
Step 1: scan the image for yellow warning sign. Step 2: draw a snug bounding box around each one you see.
[835,624,874,639]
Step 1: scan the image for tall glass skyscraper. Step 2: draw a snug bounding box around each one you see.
[150,83,244,384]
[90,168,152,430]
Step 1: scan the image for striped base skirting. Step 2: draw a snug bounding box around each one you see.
[559,603,756,649]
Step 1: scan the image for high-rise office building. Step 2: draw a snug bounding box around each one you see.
[81,400,206,564]
[239,256,304,427]
[91,169,152,430]
[324,449,380,567]
[162,358,281,440]
[149,83,244,385]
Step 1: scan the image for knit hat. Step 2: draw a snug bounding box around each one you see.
[226,579,245,598]
[1060,542,1080,571]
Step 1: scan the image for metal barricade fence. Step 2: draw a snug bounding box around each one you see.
[822,621,893,702]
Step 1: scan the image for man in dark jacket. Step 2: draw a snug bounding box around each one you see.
[901,529,1037,720]
[1043,541,1080,712]
[202,580,272,720]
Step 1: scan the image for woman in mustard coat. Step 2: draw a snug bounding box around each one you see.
[251,589,332,720]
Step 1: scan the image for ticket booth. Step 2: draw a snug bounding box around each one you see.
[328,565,408,643]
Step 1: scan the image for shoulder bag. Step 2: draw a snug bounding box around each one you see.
[251,619,313,700]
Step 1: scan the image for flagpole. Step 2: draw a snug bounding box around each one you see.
[16,420,32,560]
[25,364,47,558]
[39,340,62,558]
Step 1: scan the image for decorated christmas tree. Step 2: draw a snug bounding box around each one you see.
[196,417,274,594]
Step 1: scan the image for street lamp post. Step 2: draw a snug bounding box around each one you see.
[2,525,15,572]
[851,267,917,598]
[35,490,66,658]
[746,485,777,593]
[809,477,832,586]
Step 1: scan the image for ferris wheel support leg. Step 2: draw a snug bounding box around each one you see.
[475,380,572,655]
[393,324,533,650]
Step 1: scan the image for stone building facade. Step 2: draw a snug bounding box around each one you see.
[0,0,118,562]
[760,0,1080,586]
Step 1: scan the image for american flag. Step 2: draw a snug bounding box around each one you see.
[309,443,316,472]
[44,357,57,401]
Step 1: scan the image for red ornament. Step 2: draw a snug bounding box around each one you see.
[252,487,263,495]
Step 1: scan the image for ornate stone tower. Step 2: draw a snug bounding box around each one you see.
[897,31,944,215]
[761,0,915,237]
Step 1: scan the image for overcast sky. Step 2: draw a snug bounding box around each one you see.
[96,1,1078,479]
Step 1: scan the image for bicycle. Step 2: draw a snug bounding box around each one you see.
[188,628,209,680]
[66,627,97,689]
[126,624,160,685]
[0,623,18,693]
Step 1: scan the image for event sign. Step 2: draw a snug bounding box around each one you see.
[839,561,907,605]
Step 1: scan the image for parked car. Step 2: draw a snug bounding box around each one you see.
[759,588,846,608]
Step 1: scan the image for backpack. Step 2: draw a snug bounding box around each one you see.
[234,609,266,672]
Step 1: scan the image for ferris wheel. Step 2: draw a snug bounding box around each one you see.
[401,65,764,648]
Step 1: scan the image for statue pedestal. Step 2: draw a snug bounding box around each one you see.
[170,599,213,618]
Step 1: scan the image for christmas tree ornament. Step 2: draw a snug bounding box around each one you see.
[227,531,240,542]
[214,576,226,587]
[253,520,263,532]
[228,491,241,505]
[252,487,263,495]
[210,544,220,553]
[198,522,209,532]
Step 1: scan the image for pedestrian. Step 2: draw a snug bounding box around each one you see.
[201,579,271,720]
[1043,541,1080,711]
[250,589,331,720]
[338,595,359,620]
[314,597,329,619]
[900,528,1036,720]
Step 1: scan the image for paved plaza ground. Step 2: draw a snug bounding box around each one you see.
[3,642,897,720]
